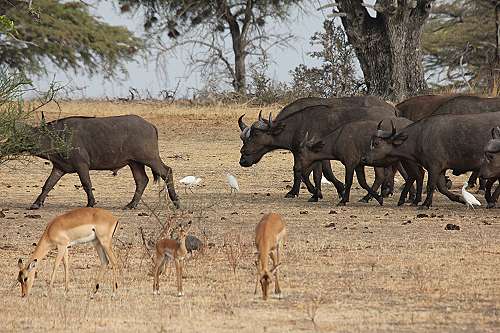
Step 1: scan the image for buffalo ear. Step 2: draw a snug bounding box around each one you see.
[391,132,408,146]
[492,126,500,139]
[270,122,285,136]
[310,141,325,152]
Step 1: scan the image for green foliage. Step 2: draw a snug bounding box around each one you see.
[0,0,143,77]
[0,70,72,165]
[290,20,364,98]
[0,15,15,33]
[422,0,497,91]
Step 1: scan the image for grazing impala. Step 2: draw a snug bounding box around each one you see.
[153,221,191,296]
[255,213,286,300]
[17,207,119,297]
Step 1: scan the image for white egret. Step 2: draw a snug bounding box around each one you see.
[226,173,239,193]
[461,182,481,209]
[179,176,202,193]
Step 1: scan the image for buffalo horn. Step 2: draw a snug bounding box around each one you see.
[238,114,248,131]
[377,120,383,130]
[258,110,263,122]
[390,120,396,136]
[268,112,273,127]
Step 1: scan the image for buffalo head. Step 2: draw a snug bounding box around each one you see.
[480,126,500,179]
[238,111,285,167]
[297,131,325,171]
[362,120,408,166]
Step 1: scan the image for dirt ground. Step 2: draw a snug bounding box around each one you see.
[0,101,499,333]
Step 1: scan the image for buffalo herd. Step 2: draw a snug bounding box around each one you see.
[21,94,500,211]
[238,94,500,209]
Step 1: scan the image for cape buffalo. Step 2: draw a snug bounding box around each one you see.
[298,118,423,206]
[396,94,500,190]
[363,113,500,208]
[28,115,180,210]
[479,127,500,208]
[238,96,397,201]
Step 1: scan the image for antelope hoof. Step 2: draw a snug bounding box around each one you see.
[177,291,184,297]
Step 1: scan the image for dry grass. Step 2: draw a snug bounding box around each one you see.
[0,101,499,332]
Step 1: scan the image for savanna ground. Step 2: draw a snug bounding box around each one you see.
[0,101,499,333]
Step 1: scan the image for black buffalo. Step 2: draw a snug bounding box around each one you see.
[363,113,500,208]
[479,127,500,208]
[28,115,180,209]
[238,96,397,201]
[298,118,423,206]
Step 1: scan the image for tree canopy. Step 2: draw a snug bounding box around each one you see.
[422,0,498,92]
[118,0,303,93]
[0,0,143,78]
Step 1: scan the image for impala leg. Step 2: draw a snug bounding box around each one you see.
[175,259,183,296]
[62,248,69,293]
[49,246,66,295]
[270,250,281,297]
[153,256,164,295]
[101,242,119,295]
[254,259,260,295]
[93,242,108,295]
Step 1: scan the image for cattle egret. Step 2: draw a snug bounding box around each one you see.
[226,173,239,193]
[461,182,481,209]
[179,176,202,193]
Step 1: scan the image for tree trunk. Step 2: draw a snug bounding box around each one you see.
[232,40,247,95]
[492,2,500,95]
[337,0,433,102]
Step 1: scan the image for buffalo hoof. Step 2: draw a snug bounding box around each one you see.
[29,202,42,210]
[381,189,393,198]
[173,200,181,209]
[123,203,137,210]
[317,193,323,199]
[308,196,319,202]
[336,201,347,206]
[417,205,430,210]
[487,202,496,209]
[397,200,405,207]
[285,191,298,198]
[375,197,384,206]
[359,196,370,203]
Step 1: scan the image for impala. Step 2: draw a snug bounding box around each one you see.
[153,221,191,296]
[255,213,286,300]
[17,207,119,297]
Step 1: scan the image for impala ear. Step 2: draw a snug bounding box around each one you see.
[18,258,23,270]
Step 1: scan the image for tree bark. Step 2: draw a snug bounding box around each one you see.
[337,0,433,102]
[492,1,500,95]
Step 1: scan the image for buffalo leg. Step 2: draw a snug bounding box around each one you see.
[396,162,416,202]
[76,165,96,207]
[381,166,397,197]
[152,161,180,208]
[303,162,318,195]
[398,162,424,206]
[286,153,306,198]
[308,162,323,202]
[420,167,441,209]
[124,162,149,209]
[321,160,344,198]
[488,179,500,208]
[467,171,478,188]
[30,167,66,210]
[436,172,465,204]
[355,166,383,205]
[485,178,495,208]
[338,165,355,206]
[359,167,385,203]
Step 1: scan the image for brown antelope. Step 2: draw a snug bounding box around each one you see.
[153,221,191,296]
[17,207,119,297]
[255,213,286,300]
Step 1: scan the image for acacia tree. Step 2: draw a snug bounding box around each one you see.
[422,0,500,93]
[330,0,434,101]
[118,0,302,94]
[1,0,142,77]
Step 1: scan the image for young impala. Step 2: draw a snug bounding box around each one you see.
[153,221,191,296]
[17,207,119,297]
[255,213,286,300]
